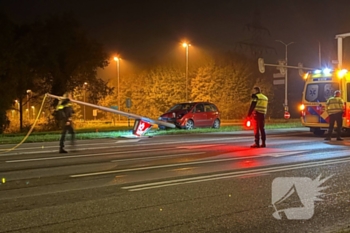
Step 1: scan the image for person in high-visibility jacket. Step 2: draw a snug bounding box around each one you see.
[57,93,75,153]
[325,90,344,141]
[247,86,268,148]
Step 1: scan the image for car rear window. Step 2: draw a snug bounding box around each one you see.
[204,104,215,112]
[207,104,218,112]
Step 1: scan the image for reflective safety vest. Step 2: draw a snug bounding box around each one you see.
[55,100,72,121]
[255,93,268,114]
[326,96,344,115]
[56,100,72,110]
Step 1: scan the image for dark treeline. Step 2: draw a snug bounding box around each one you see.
[0,13,279,134]
[0,13,112,133]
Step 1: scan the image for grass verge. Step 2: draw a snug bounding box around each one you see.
[0,119,303,145]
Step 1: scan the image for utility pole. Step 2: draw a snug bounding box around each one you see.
[276,40,295,112]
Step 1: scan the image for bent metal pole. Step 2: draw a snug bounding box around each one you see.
[46,93,176,128]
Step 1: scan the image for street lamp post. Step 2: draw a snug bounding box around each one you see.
[15,100,19,118]
[83,82,88,122]
[114,57,121,121]
[26,90,32,119]
[31,106,35,119]
[276,40,294,112]
[182,43,191,102]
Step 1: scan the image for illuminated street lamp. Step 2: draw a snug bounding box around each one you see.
[182,43,191,102]
[15,100,19,117]
[26,90,32,119]
[83,82,88,122]
[276,40,294,112]
[114,56,121,121]
[31,106,35,119]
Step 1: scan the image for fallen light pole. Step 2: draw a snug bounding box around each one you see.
[46,93,176,137]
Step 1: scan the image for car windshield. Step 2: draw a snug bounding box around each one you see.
[168,103,195,112]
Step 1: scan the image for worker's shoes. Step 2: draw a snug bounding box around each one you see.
[260,143,266,148]
[250,144,260,148]
[324,137,331,141]
[337,138,344,141]
[59,149,68,153]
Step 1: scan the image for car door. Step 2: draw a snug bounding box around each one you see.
[204,103,215,126]
[192,103,207,127]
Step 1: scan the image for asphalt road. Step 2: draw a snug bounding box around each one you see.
[0,128,350,233]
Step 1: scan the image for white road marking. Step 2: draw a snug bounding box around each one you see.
[0,141,127,153]
[177,144,225,149]
[267,151,308,157]
[171,167,197,172]
[0,136,251,156]
[122,156,350,191]
[115,139,141,143]
[70,150,307,178]
[110,152,205,163]
[5,148,187,163]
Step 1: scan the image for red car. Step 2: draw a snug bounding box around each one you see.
[158,102,221,130]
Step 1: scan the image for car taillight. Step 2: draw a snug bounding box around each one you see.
[299,104,305,116]
[344,102,348,119]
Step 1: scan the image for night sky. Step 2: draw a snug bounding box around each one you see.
[2,0,350,73]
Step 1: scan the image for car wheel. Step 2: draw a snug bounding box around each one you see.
[212,119,220,129]
[185,120,194,130]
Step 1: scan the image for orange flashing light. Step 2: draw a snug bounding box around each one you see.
[337,69,348,79]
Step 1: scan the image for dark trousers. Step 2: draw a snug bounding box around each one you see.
[253,112,266,145]
[60,122,75,149]
[327,112,343,138]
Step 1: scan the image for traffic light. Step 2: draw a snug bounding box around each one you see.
[258,58,265,73]
[277,60,286,75]
[298,63,304,77]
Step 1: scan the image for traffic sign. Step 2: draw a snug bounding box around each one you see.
[126,98,132,108]
[273,79,285,85]
[273,73,285,78]
[284,111,290,119]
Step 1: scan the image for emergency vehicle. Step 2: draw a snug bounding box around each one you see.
[300,68,349,135]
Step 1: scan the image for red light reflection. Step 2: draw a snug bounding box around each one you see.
[236,159,260,168]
